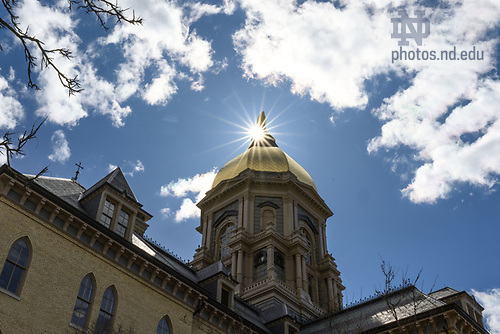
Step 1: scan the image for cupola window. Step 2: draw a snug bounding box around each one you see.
[219,224,235,260]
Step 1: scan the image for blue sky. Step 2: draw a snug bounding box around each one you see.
[1,0,499,330]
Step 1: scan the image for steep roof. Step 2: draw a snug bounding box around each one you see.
[81,167,138,203]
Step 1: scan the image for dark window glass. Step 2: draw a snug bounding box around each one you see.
[39,207,51,220]
[24,199,36,211]
[157,316,170,334]
[95,287,115,334]
[67,224,78,236]
[100,200,115,228]
[219,224,235,260]
[80,232,92,244]
[130,262,140,273]
[7,189,21,202]
[70,275,94,329]
[115,210,129,237]
[0,238,30,295]
[221,288,230,307]
[53,216,65,228]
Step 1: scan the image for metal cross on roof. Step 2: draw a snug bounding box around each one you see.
[72,162,84,181]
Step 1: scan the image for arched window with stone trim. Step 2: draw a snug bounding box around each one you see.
[260,207,276,231]
[0,237,31,296]
[219,223,235,260]
[157,315,171,334]
[95,286,117,334]
[70,274,95,329]
[300,227,313,264]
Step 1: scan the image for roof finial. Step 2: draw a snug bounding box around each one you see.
[72,162,84,181]
[248,111,278,148]
[257,111,267,129]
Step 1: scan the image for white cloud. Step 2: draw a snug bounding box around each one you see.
[233,0,500,203]
[160,169,217,223]
[100,0,233,106]
[0,72,24,129]
[160,208,171,218]
[367,1,500,203]
[174,198,200,222]
[134,160,145,173]
[13,0,132,127]
[233,0,397,109]
[108,164,118,173]
[48,130,71,163]
[12,0,233,127]
[107,160,144,176]
[126,160,145,176]
[472,289,500,334]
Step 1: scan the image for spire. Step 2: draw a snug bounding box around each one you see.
[249,111,278,148]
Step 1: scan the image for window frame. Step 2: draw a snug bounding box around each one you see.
[115,209,130,237]
[0,237,31,297]
[95,286,117,334]
[70,273,96,330]
[156,315,172,334]
[218,222,235,260]
[100,199,115,228]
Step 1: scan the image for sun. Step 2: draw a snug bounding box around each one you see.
[249,123,266,142]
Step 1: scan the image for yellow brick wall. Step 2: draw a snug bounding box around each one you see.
[0,196,218,334]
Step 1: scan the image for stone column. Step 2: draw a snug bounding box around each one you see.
[125,211,137,240]
[302,256,308,294]
[267,246,275,277]
[327,277,334,312]
[295,254,302,291]
[231,251,237,278]
[238,198,244,228]
[333,280,339,309]
[111,203,123,231]
[237,250,244,283]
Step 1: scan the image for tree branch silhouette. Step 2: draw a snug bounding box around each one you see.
[0,0,142,95]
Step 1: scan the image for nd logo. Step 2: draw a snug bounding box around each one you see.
[391,9,430,46]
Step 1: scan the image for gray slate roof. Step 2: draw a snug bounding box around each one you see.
[196,261,232,283]
[27,175,87,212]
[301,287,446,334]
[429,287,460,300]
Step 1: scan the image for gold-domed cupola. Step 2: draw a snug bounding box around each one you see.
[212,112,317,191]
[192,111,344,323]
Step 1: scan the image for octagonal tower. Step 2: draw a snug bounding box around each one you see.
[192,112,344,320]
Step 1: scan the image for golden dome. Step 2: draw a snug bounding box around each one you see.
[212,112,317,190]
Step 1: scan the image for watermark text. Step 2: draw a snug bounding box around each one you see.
[391,46,484,63]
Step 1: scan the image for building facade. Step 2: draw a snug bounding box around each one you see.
[0,113,488,334]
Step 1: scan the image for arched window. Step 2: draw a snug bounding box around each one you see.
[95,287,116,334]
[300,228,312,264]
[71,274,95,329]
[260,208,275,231]
[157,316,171,334]
[0,237,30,295]
[219,224,235,260]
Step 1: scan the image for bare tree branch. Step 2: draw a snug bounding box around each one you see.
[0,117,47,167]
[0,0,142,95]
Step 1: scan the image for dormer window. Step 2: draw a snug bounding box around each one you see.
[116,210,130,237]
[100,200,115,228]
[99,197,131,238]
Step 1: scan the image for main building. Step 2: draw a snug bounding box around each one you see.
[0,113,487,334]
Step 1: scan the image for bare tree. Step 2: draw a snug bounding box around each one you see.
[0,0,142,95]
[374,259,439,334]
[0,117,47,167]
